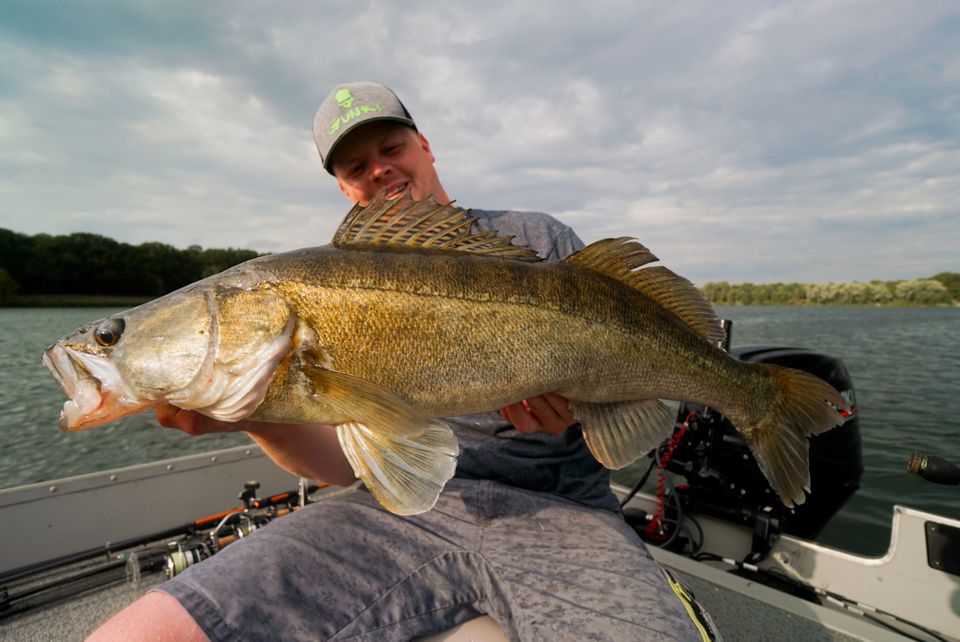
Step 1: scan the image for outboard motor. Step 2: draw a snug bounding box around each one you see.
[665,340,863,542]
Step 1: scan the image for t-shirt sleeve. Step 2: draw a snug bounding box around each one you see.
[469,209,585,261]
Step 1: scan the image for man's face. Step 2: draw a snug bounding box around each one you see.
[331,121,449,206]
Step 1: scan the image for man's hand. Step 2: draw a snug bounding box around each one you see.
[500,393,576,435]
[156,404,357,485]
[156,404,249,436]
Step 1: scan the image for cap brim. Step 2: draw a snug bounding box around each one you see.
[322,115,417,173]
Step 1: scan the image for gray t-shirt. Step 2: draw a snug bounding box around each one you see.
[445,208,620,512]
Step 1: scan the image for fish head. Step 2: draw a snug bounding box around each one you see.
[44,279,297,432]
[43,288,215,431]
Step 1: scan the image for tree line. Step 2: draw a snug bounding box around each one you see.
[700,274,959,306]
[1,226,956,308]
[0,228,261,303]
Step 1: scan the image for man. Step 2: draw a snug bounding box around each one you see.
[89,82,707,641]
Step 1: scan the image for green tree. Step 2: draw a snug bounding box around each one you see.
[1,228,262,298]
[137,242,203,296]
[931,272,960,302]
[199,247,261,277]
[0,267,18,303]
[0,228,34,290]
[894,279,952,305]
[700,281,731,305]
[866,281,893,304]
[732,282,756,305]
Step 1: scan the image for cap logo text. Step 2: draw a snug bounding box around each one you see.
[329,102,384,135]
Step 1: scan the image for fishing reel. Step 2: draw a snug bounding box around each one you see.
[163,511,270,579]
[165,539,215,579]
[163,481,304,578]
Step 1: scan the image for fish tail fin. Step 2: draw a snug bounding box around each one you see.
[337,420,459,515]
[733,364,849,508]
[573,399,676,469]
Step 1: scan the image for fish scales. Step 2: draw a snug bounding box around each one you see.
[252,245,721,412]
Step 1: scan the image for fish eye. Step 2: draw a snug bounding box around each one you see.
[94,318,125,347]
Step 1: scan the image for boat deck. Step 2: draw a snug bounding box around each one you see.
[1,447,955,641]
[0,531,917,641]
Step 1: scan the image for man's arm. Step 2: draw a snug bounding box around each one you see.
[158,389,574,484]
[156,405,358,486]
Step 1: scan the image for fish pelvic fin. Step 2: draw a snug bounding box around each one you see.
[337,420,459,515]
[332,192,541,261]
[734,364,849,508]
[573,399,675,469]
[565,238,724,344]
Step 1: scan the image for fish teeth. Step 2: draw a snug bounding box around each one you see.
[42,345,77,398]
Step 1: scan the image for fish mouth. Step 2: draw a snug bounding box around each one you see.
[42,344,153,432]
[385,181,409,200]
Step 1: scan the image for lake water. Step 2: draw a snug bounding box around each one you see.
[1,305,957,555]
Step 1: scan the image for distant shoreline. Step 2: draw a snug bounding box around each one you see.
[1,295,153,308]
[713,301,959,308]
[1,294,956,309]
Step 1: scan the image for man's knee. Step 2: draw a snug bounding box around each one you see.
[86,590,207,642]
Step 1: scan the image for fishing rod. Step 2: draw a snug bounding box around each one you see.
[907,452,960,486]
[0,481,317,620]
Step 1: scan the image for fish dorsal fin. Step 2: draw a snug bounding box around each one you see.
[332,191,542,262]
[566,237,724,344]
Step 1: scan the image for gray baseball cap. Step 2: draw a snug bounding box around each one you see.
[313,82,416,174]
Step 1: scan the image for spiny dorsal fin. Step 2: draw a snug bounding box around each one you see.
[566,237,724,344]
[332,191,542,262]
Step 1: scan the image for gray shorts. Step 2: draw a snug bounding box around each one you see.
[159,479,704,641]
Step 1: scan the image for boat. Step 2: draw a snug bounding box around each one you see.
[2,335,958,641]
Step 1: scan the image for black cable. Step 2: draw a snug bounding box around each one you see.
[820,588,951,642]
[619,456,657,509]
[859,611,942,642]
[686,514,705,555]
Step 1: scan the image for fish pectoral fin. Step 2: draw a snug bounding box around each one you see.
[337,420,459,515]
[302,362,439,438]
[573,399,675,469]
[302,363,460,514]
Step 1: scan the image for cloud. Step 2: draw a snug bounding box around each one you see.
[1,0,957,283]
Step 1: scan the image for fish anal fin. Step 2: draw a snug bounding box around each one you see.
[565,238,724,344]
[337,420,459,515]
[573,399,675,469]
[332,191,541,262]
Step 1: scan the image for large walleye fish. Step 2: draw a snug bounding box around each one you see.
[43,194,848,515]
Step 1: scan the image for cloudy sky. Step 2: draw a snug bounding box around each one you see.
[2,1,957,284]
